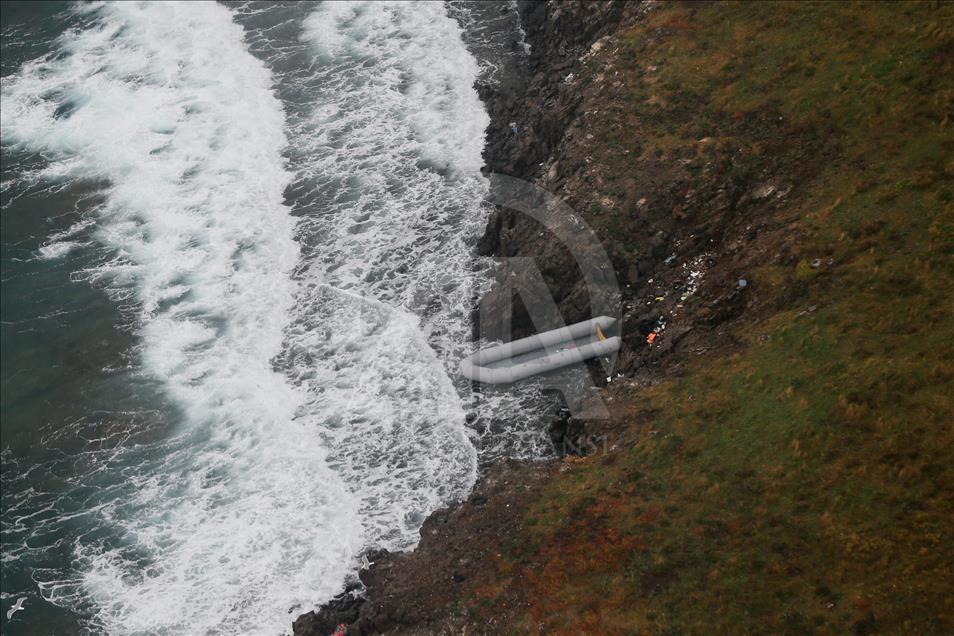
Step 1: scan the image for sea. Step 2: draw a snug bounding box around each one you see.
[0,2,549,634]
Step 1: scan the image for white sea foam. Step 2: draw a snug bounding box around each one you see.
[37,240,83,260]
[290,1,551,462]
[3,2,363,634]
[281,2,493,536]
[301,2,487,176]
[0,0,508,633]
[290,1,494,366]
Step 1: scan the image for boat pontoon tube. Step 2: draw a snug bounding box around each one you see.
[460,316,620,384]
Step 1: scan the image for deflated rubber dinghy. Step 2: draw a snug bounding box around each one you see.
[461,316,620,384]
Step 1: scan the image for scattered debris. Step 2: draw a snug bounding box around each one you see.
[738,278,748,289]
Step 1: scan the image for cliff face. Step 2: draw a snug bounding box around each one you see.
[479,1,633,180]
[474,0,807,374]
[296,1,954,633]
[475,1,640,343]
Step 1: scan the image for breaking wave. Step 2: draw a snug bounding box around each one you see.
[1,1,492,633]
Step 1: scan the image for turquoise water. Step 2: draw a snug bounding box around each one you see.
[1,2,540,633]
[3,6,171,632]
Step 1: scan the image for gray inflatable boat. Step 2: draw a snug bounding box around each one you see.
[460,316,620,384]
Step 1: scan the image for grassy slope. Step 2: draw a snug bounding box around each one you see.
[475,2,953,634]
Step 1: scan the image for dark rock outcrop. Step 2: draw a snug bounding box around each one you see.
[293,585,363,636]
[476,1,640,340]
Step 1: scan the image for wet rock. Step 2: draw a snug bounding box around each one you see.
[548,406,586,454]
[293,585,363,636]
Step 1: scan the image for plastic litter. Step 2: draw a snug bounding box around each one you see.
[509,121,520,134]
[738,278,748,289]
[646,332,658,344]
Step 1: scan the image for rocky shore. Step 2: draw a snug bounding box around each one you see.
[295,5,644,633]
[295,0,954,633]
[294,1,810,633]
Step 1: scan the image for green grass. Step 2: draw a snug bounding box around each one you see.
[473,2,954,634]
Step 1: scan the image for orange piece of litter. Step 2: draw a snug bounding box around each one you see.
[646,332,658,344]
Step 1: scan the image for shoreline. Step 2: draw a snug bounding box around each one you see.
[293,4,644,633]
[295,0,954,633]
